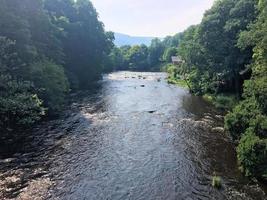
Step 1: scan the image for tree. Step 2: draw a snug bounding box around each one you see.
[127,45,149,70]
[148,38,164,67]
[198,0,257,95]
[0,0,64,65]
[162,47,178,63]
[44,0,114,89]
[0,0,114,136]
[0,37,44,135]
[25,59,69,114]
[225,0,267,179]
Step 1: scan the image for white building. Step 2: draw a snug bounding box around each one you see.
[171,56,183,65]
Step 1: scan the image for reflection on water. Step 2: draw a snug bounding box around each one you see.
[0,71,266,200]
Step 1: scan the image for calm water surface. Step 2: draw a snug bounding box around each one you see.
[0,72,266,200]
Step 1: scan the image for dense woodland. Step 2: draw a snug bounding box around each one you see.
[105,34,183,72]
[0,0,266,183]
[0,0,114,137]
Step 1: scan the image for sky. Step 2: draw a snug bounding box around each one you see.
[90,0,215,37]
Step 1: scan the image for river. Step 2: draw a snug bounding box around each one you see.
[0,72,266,200]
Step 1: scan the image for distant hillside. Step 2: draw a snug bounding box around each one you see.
[114,33,156,46]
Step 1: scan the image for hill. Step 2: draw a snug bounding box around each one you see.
[114,33,156,46]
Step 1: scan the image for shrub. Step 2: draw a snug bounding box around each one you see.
[166,64,178,77]
[225,99,261,140]
[214,95,237,110]
[188,70,203,95]
[237,129,267,179]
[243,76,267,113]
[249,114,267,138]
[0,37,44,135]
[0,75,45,134]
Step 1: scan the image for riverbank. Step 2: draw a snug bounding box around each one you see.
[165,66,267,189]
[202,94,238,111]
[167,77,189,89]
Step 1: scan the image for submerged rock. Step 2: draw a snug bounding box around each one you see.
[147,110,156,114]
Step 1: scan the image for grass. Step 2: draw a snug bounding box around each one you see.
[212,175,222,189]
[203,94,214,103]
[167,77,189,88]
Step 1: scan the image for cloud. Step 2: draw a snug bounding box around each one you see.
[91,0,214,37]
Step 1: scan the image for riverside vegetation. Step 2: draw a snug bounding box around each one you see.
[161,0,267,182]
[0,0,266,189]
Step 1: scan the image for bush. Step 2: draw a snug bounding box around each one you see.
[188,70,203,94]
[237,129,267,179]
[225,99,261,140]
[0,75,45,134]
[250,115,267,138]
[203,94,237,111]
[166,64,178,76]
[243,76,267,113]
[25,59,69,114]
[214,95,237,110]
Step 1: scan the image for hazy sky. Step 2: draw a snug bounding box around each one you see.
[90,0,215,37]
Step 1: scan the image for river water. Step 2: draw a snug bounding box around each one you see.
[0,72,266,200]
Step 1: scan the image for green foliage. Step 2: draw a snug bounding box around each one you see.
[167,78,188,89]
[25,59,69,114]
[106,25,184,72]
[160,0,266,181]
[225,0,267,179]
[187,69,214,95]
[212,175,222,189]
[243,77,267,113]
[165,64,189,88]
[126,45,149,70]
[0,36,44,135]
[161,0,266,180]
[166,64,179,77]
[0,75,45,133]
[0,0,63,64]
[237,129,267,178]
[225,99,261,140]
[213,95,237,110]
[104,47,124,72]
[176,0,257,96]
[203,94,238,110]
[0,37,20,75]
[162,47,178,62]
[106,44,157,72]
[0,0,113,136]
[161,33,183,48]
[148,38,165,67]
[44,0,114,88]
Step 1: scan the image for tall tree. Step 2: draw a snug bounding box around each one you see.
[148,38,164,67]
[44,0,114,89]
[198,0,257,95]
